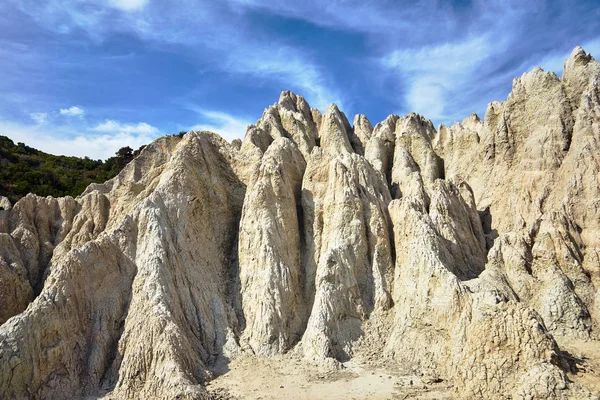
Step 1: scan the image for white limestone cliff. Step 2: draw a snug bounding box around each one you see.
[1,46,600,399]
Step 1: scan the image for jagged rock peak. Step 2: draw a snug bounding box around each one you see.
[563,46,600,108]
[319,103,353,154]
[351,114,373,156]
[278,90,312,116]
[239,137,307,355]
[565,46,594,72]
[509,66,561,99]
[371,114,400,142]
[242,91,318,159]
[396,112,437,142]
[461,112,481,126]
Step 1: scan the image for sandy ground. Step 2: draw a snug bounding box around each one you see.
[206,311,600,400]
[206,338,600,400]
[206,354,453,400]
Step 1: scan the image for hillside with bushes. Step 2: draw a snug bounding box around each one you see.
[0,135,145,204]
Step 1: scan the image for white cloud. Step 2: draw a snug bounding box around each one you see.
[0,119,160,160]
[94,120,159,135]
[60,106,85,118]
[109,0,149,11]
[189,109,252,142]
[29,112,48,124]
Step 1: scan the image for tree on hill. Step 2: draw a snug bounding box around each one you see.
[0,136,146,204]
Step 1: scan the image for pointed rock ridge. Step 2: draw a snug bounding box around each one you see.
[446,62,575,232]
[479,101,504,161]
[428,180,487,280]
[82,135,185,218]
[385,178,566,397]
[277,90,300,111]
[240,124,274,162]
[0,232,32,324]
[0,136,185,327]
[530,212,592,338]
[240,91,318,160]
[389,144,428,203]
[6,195,79,292]
[0,131,251,399]
[318,104,354,154]
[551,71,600,330]
[239,138,307,355]
[426,47,600,341]
[372,114,399,143]
[278,90,313,122]
[59,190,111,252]
[504,66,573,170]
[385,113,444,203]
[364,112,442,201]
[463,112,482,129]
[256,105,288,140]
[231,138,242,151]
[300,147,394,363]
[563,46,600,108]
[364,115,398,180]
[394,113,443,186]
[106,131,251,398]
[0,195,79,324]
[433,113,482,179]
[276,91,318,157]
[349,114,373,156]
[241,105,287,159]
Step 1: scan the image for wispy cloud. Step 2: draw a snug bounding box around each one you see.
[222,44,343,111]
[224,0,437,38]
[374,0,565,124]
[60,106,85,118]
[5,0,345,112]
[382,36,493,121]
[2,0,600,142]
[189,108,252,142]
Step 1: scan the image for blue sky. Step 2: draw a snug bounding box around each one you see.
[1,0,600,159]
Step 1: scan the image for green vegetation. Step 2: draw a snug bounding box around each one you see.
[0,136,146,204]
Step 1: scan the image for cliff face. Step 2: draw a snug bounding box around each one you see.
[1,49,600,399]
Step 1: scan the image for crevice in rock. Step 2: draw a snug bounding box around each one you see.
[478,206,499,250]
[97,257,138,395]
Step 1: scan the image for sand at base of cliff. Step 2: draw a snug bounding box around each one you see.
[206,354,453,400]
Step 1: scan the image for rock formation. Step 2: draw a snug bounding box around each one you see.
[2,47,600,399]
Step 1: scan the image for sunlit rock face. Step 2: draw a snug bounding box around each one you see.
[2,47,600,399]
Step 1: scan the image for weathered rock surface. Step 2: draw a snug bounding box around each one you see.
[239,138,306,355]
[434,46,600,341]
[1,47,600,399]
[299,146,394,362]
